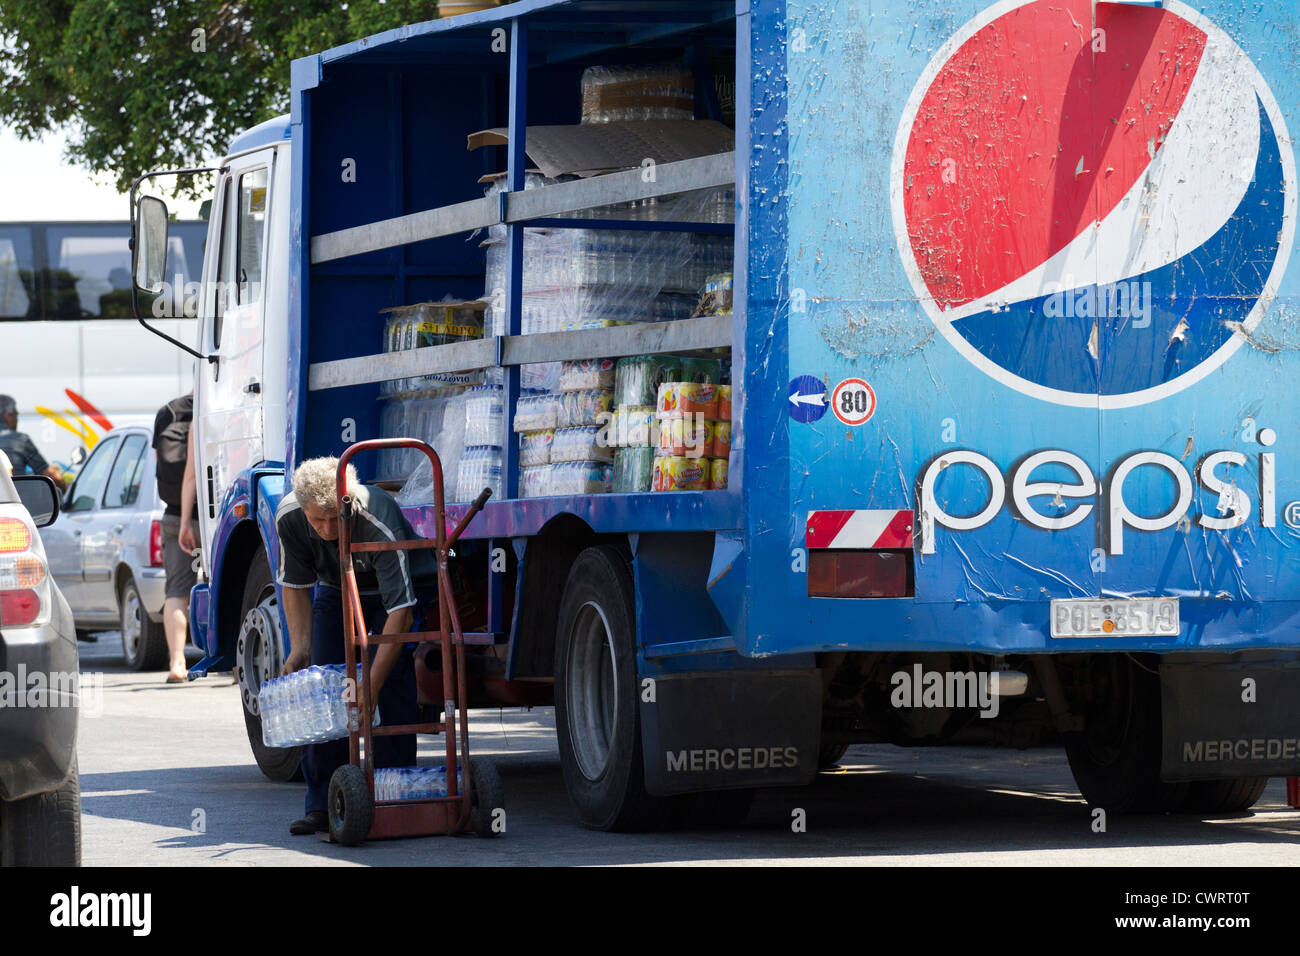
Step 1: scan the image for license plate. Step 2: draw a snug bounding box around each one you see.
[1050,598,1180,638]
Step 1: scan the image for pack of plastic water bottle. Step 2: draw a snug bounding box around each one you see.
[374,766,464,802]
[259,664,366,748]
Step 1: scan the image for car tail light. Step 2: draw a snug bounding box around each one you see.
[150,519,165,567]
[808,550,913,598]
[0,588,41,626]
[0,553,45,589]
[0,510,48,628]
[0,517,32,553]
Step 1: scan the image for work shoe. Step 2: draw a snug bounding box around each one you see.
[289,811,328,835]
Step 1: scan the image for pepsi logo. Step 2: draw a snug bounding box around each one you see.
[892,0,1297,408]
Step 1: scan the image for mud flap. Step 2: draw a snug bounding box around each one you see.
[639,668,822,796]
[1161,658,1300,780]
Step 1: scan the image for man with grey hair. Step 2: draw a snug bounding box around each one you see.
[275,456,436,835]
[0,394,65,485]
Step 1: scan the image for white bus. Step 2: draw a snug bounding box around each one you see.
[0,220,206,468]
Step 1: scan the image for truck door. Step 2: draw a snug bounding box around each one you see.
[194,150,273,558]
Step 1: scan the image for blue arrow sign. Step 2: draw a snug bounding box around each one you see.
[789,375,829,423]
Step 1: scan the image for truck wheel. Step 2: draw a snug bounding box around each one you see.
[671,788,756,829]
[554,544,668,831]
[238,550,303,782]
[120,576,167,671]
[328,764,373,846]
[1180,778,1269,815]
[468,758,504,838]
[1,754,81,866]
[818,742,850,769]
[1064,655,1188,814]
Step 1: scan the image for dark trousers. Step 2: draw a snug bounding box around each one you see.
[302,585,423,814]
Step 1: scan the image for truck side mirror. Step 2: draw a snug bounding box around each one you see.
[134,195,170,295]
[129,166,221,361]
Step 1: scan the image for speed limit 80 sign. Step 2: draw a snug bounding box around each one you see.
[832,378,876,426]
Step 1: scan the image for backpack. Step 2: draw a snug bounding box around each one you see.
[154,395,192,509]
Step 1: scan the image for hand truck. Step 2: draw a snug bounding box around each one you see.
[323,438,497,844]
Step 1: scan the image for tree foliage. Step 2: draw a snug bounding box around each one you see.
[0,1,446,197]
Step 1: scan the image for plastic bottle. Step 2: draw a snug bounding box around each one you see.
[283,671,297,749]
[323,666,344,739]
[277,674,292,745]
[305,667,325,741]
[318,666,335,740]
[335,665,349,736]
[259,681,275,747]
[275,678,289,746]
[273,678,288,746]
[293,670,308,744]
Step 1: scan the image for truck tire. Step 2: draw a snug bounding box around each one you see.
[670,788,756,829]
[120,576,167,671]
[1064,655,1188,814]
[1180,777,1269,815]
[1,754,81,866]
[818,742,850,769]
[238,550,303,782]
[328,764,373,846]
[554,544,670,832]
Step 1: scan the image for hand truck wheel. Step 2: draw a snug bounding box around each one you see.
[328,764,374,846]
[468,758,504,838]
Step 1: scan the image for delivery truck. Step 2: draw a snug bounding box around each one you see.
[131,0,1300,830]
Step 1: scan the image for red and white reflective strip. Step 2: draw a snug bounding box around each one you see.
[805,510,914,549]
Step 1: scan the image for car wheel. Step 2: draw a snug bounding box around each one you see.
[1,754,81,866]
[120,576,168,671]
[238,550,303,782]
[554,544,673,832]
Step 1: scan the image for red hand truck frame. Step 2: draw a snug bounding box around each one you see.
[323,438,497,844]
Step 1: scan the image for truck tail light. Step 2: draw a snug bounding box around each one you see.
[0,517,32,553]
[0,588,42,626]
[150,519,165,567]
[808,550,913,598]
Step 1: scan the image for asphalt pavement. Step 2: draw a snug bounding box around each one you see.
[74,634,1300,866]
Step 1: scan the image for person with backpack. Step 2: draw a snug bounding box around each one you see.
[153,392,196,683]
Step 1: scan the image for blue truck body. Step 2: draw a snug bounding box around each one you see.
[186,0,1300,811]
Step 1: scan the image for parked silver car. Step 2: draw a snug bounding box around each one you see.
[39,426,174,670]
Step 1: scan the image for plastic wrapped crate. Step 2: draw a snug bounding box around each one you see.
[580,64,695,124]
